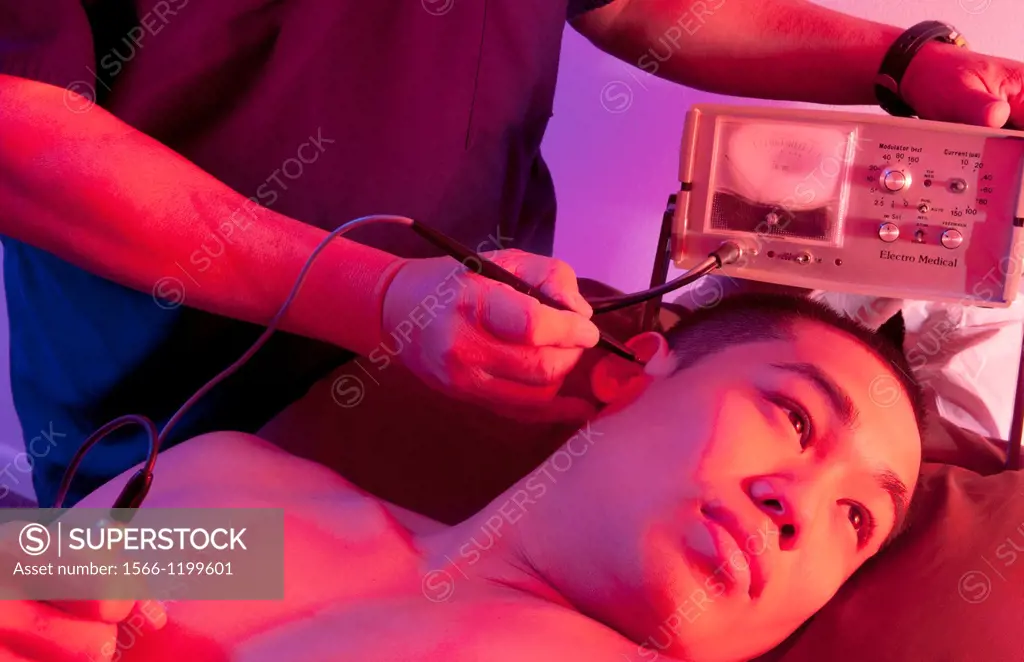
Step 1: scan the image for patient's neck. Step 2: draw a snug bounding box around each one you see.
[416,498,572,609]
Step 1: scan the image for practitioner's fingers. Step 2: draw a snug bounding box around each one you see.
[474,283,599,348]
[489,249,594,317]
[53,599,166,630]
[0,599,118,662]
[48,599,135,624]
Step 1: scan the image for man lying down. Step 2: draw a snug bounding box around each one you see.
[10,293,925,662]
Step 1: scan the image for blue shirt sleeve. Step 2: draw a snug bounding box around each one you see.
[568,0,618,20]
[0,1,94,88]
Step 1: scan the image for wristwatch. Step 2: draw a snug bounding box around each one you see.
[874,20,969,117]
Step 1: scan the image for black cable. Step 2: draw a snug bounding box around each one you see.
[56,223,741,514]
[52,214,415,513]
[589,242,743,315]
[52,414,159,514]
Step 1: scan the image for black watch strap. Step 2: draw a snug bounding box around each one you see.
[874,21,968,117]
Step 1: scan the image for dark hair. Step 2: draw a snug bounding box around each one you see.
[662,292,927,433]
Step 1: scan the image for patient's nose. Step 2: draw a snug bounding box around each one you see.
[746,478,807,551]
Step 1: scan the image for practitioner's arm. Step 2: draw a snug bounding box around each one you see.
[0,74,601,420]
[574,0,1024,127]
[0,74,405,356]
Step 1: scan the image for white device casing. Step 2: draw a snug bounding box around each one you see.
[672,105,1024,308]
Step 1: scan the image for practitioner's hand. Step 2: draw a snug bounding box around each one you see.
[901,42,1024,128]
[379,249,600,422]
[0,598,166,662]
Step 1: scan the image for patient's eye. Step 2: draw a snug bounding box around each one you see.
[786,410,806,436]
[848,508,862,528]
[843,502,875,546]
[768,394,813,448]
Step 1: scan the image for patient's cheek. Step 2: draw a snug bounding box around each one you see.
[703,398,771,464]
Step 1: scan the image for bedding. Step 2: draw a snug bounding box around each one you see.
[901,296,1024,442]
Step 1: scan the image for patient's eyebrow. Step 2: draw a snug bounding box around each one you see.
[878,468,910,546]
[769,362,859,430]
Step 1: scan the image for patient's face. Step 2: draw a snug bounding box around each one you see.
[547,322,922,662]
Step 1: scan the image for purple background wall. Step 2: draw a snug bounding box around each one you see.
[1,0,1020,500]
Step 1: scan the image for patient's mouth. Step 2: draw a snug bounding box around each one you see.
[698,505,770,600]
[681,519,752,597]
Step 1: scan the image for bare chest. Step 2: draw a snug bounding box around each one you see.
[121,489,423,660]
[230,593,640,662]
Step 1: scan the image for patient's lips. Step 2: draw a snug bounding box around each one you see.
[699,504,771,600]
[681,522,748,597]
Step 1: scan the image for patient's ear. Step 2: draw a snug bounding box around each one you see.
[590,332,673,405]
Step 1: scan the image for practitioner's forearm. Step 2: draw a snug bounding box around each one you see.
[0,74,405,356]
[574,0,903,105]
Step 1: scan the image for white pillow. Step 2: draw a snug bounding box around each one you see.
[900,296,1024,442]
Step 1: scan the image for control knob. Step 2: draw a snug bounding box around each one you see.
[878,222,900,243]
[941,229,963,249]
[880,168,911,192]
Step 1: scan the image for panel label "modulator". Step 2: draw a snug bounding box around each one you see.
[879,250,958,268]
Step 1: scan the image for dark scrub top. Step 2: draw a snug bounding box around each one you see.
[0,0,615,506]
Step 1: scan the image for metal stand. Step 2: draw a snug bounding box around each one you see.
[1007,335,1024,470]
[642,194,677,333]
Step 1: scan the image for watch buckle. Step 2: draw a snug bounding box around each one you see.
[874,73,900,96]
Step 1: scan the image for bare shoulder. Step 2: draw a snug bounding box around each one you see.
[77,431,364,510]
[231,592,644,662]
[77,430,449,545]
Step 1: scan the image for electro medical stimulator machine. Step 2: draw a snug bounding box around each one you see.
[649,104,1024,470]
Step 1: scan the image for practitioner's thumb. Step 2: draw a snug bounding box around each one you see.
[908,72,1011,128]
[944,85,1011,127]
